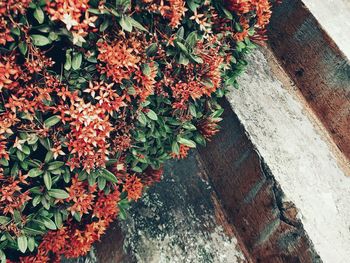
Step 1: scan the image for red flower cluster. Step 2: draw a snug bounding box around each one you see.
[225,0,272,42]
[0,0,277,261]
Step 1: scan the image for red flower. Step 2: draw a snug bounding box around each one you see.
[171,144,190,159]
[0,55,20,92]
[123,175,144,201]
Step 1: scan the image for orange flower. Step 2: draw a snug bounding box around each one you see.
[97,38,141,83]
[134,62,158,101]
[65,175,96,215]
[158,0,187,28]
[0,17,14,46]
[171,144,190,159]
[0,55,20,92]
[123,175,144,201]
[197,117,221,141]
[93,190,120,219]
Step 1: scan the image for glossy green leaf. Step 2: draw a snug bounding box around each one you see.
[48,189,69,199]
[34,7,45,24]
[31,34,51,46]
[146,110,158,121]
[100,168,118,183]
[17,236,27,253]
[28,168,44,177]
[44,115,61,128]
[177,137,196,148]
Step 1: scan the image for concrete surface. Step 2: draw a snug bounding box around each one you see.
[302,0,350,59]
[268,0,350,162]
[119,152,246,263]
[226,48,350,263]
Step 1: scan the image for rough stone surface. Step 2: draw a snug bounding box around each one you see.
[226,48,350,262]
[119,152,246,263]
[268,0,350,162]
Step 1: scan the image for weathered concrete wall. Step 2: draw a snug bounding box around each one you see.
[198,99,320,263]
[117,153,246,263]
[268,0,350,162]
[219,48,350,262]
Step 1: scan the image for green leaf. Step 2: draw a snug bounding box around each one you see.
[100,168,118,183]
[0,216,10,225]
[21,145,30,155]
[177,137,196,148]
[17,236,27,253]
[99,19,110,31]
[48,31,58,41]
[118,207,127,220]
[27,237,35,252]
[190,54,203,64]
[185,31,198,48]
[0,249,5,263]
[212,109,224,118]
[141,64,151,76]
[39,137,51,150]
[32,195,42,207]
[11,27,20,36]
[43,172,52,190]
[42,217,57,230]
[189,103,197,117]
[44,151,53,163]
[178,53,189,65]
[31,34,52,46]
[10,162,19,176]
[129,17,147,32]
[0,158,8,166]
[187,0,201,12]
[194,134,206,146]
[97,177,106,190]
[18,42,28,55]
[146,43,158,57]
[44,115,61,128]
[176,26,184,39]
[183,122,197,131]
[16,150,25,162]
[131,166,142,173]
[54,211,63,229]
[175,41,188,54]
[48,189,69,199]
[137,112,147,125]
[64,51,72,71]
[146,110,158,121]
[171,141,180,154]
[23,227,45,236]
[28,168,44,177]
[47,161,64,171]
[119,15,133,32]
[221,7,233,20]
[72,53,82,70]
[34,7,45,24]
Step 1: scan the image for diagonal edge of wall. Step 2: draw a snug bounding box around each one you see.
[198,98,321,263]
[268,0,350,163]
[198,47,350,263]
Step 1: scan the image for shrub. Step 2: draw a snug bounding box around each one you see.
[0,0,278,261]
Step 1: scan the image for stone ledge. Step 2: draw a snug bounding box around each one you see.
[199,99,320,263]
[268,0,350,162]
[199,48,350,262]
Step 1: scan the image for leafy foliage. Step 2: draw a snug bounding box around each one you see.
[0,0,278,261]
